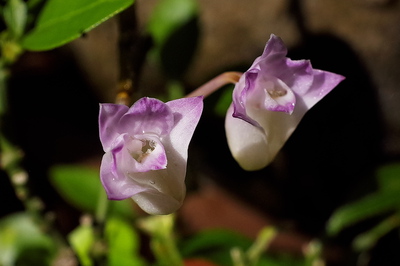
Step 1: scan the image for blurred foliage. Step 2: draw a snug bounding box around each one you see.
[1,0,400,265]
[179,228,318,266]
[214,86,234,117]
[68,223,95,266]
[0,213,55,266]
[147,0,199,79]
[105,217,146,266]
[147,0,197,47]
[327,162,400,252]
[3,0,27,40]
[49,164,135,220]
[138,214,183,266]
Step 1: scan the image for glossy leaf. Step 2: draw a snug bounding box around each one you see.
[21,0,134,50]
[49,164,135,219]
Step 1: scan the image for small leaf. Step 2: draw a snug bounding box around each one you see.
[327,191,400,235]
[21,0,134,51]
[105,217,146,266]
[3,0,27,39]
[49,164,135,219]
[68,224,95,266]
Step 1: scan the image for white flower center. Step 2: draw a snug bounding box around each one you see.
[264,80,288,99]
[128,138,157,163]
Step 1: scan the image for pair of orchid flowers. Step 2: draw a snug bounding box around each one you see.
[98,34,345,215]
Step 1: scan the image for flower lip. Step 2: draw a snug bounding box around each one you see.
[259,76,296,114]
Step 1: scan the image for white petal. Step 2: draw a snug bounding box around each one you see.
[132,190,182,215]
[225,104,272,170]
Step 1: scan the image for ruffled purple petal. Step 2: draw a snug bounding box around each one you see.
[119,97,175,137]
[99,103,129,152]
[258,34,287,64]
[232,70,262,128]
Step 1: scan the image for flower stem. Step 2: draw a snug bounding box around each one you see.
[185,71,242,98]
[95,187,109,226]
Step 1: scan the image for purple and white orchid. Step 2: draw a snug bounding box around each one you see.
[225,34,345,171]
[99,96,203,215]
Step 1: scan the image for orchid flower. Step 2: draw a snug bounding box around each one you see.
[99,96,203,215]
[225,34,345,171]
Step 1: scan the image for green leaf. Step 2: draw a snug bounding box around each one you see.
[68,224,95,266]
[21,0,134,51]
[180,229,252,258]
[147,0,197,46]
[327,191,400,235]
[3,0,27,39]
[105,217,146,266]
[49,164,135,219]
[0,213,55,266]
